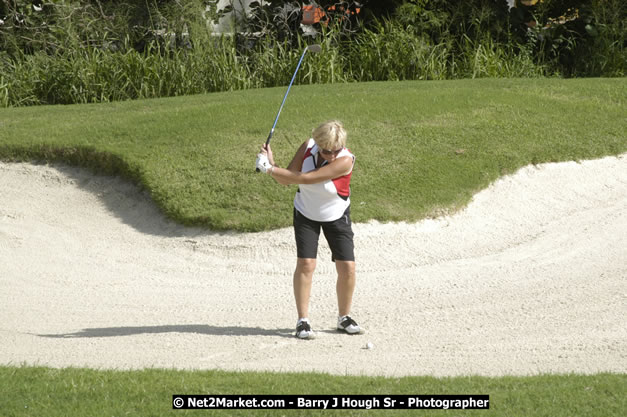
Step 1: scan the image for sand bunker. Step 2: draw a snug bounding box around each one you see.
[1,155,625,377]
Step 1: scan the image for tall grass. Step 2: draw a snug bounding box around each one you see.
[0,1,623,107]
[457,35,546,79]
[580,0,626,77]
[346,19,547,82]
[0,35,255,106]
[1,23,551,107]
[0,75,8,107]
[347,19,451,81]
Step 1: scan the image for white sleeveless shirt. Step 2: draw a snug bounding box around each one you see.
[293,139,354,222]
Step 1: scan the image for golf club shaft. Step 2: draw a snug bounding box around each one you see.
[265,47,310,146]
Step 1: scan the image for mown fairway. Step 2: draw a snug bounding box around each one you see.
[1,78,625,231]
[1,366,626,417]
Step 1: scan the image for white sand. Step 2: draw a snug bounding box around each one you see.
[1,155,626,377]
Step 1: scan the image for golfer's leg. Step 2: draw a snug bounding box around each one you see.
[294,257,316,319]
[335,260,356,317]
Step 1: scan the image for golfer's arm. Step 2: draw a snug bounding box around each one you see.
[271,141,307,186]
[271,157,352,185]
[286,141,308,172]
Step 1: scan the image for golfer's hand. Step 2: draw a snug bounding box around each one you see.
[256,153,273,174]
[260,144,275,166]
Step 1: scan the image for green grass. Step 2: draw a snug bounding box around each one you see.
[1,78,625,232]
[1,366,625,417]
[1,79,625,415]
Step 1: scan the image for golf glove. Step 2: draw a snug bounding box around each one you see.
[256,153,273,173]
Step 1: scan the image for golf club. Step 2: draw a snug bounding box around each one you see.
[256,44,322,172]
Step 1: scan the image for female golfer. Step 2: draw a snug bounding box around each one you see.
[256,120,363,339]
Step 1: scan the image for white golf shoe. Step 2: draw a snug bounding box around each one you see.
[337,315,364,335]
[295,318,316,340]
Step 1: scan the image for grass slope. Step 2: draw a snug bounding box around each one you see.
[1,79,625,415]
[1,78,625,232]
[1,366,625,417]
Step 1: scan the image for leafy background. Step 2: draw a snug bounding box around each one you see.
[0,0,624,107]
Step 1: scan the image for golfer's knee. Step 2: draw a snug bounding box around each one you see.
[296,258,317,275]
[336,260,355,279]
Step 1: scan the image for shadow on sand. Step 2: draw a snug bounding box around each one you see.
[36,324,294,339]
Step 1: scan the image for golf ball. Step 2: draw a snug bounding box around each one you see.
[366,341,374,350]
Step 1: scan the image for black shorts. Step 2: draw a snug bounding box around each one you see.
[293,207,355,262]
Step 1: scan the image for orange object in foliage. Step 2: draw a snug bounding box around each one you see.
[302,5,327,25]
[302,3,361,26]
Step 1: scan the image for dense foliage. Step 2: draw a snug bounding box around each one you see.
[0,0,624,107]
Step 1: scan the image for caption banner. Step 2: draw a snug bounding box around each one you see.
[172,395,489,410]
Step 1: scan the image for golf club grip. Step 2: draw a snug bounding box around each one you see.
[255,131,273,172]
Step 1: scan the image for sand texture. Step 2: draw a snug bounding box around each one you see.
[1,155,626,376]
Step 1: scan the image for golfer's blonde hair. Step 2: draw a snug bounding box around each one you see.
[312,120,347,150]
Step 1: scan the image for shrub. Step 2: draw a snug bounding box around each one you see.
[0,0,624,107]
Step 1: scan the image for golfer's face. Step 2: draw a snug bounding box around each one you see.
[320,147,342,162]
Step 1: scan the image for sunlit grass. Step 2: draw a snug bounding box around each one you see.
[1,366,625,417]
[1,78,625,231]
